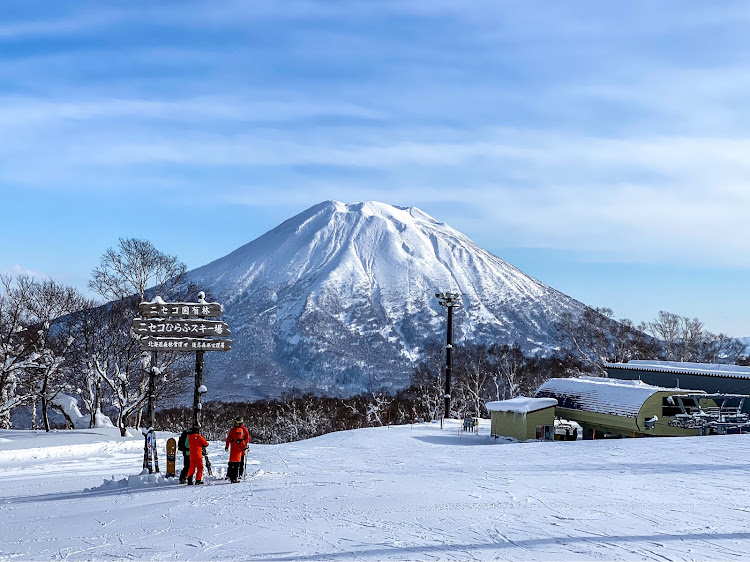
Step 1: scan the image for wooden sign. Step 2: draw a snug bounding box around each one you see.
[132,318,231,337]
[139,336,233,352]
[139,302,223,318]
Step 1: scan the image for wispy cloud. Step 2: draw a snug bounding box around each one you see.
[1,264,44,277]
[2,1,750,274]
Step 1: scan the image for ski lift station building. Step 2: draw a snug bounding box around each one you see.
[486,397,558,441]
[535,376,708,438]
[604,361,750,412]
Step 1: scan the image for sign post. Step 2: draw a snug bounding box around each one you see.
[133,292,231,474]
[194,351,204,429]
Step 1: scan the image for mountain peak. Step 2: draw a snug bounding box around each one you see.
[320,200,440,226]
[187,200,587,399]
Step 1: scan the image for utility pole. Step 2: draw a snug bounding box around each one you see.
[192,291,208,428]
[193,349,205,428]
[435,292,461,419]
[148,351,157,430]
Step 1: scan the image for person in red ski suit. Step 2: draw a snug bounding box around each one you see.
[186,425,209,485]
[225,417,250,483]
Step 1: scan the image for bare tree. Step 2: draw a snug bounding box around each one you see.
[556,308,616,375]
[492,343,525,400]
[455,343,492,417]
[0,275,37,428]
[408,363,442,422]
[88,238,192,431]
[89,238,187,302]
[23,278,88,431]
[557,307,660,374]
[646,311,745,364]
[702,333,747,364]
[647,311,682,361]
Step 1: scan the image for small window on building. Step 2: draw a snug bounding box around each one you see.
[536,425,554,441]
[662,397,682,417]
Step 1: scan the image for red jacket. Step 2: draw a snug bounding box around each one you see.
[188,433,208,460]
[225,425,249,463]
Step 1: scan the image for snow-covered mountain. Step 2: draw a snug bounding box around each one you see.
[188,201,589,399]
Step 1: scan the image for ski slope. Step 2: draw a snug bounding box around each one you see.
[1,421,750,561]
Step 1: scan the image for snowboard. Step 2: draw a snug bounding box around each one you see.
[166,437,176,477]
[151,430,160,473]
[143,432,151,472]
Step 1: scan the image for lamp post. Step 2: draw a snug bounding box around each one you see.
[435,292,461,419]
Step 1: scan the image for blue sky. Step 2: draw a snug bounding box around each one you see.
[2,1,749,337]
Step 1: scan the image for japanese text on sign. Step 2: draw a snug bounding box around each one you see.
[138,302,223,318]
[139,337,233,352]
[132,319,230,336]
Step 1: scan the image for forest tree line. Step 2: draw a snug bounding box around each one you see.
[2,238,748,438]
[154,304,748,443]
[157,311,748,444]
[0,238,199,432]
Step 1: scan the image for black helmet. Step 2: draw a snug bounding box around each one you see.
[234,417,243,424]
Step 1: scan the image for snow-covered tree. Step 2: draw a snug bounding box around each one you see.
[65,296,145,434]
[0,275,37,428]
[407,339,445,421]
[88,238,194,432]
[66,300,109,428]
[22,278,87,431]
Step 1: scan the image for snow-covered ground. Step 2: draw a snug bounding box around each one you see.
[2,421,750,561]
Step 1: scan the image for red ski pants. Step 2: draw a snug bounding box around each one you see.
[187,453,204,481]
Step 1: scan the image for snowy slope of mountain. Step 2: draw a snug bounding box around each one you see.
[187,201,589,399]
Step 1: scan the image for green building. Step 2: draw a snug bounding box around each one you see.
[535,376,708,438]
[486,397,558,441]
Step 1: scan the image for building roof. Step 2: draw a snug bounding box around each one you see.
[605,361,750,380]
[486,397,557,414]
[535,376,695,419]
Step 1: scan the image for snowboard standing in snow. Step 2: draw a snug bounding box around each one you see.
[151,431,160,473]
[143,432,152,473]
[142,429,160,474]
[166,438,177,477]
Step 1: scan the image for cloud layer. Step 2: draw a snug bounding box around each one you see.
[2,1,750,276]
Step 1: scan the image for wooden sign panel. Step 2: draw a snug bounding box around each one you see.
[132,318,230,337]
[139,336,233,352]
[139,302,223,318]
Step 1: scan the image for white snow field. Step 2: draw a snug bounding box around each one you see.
[2,421,750,561]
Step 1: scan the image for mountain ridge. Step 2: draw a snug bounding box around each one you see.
[187,200,589,400]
